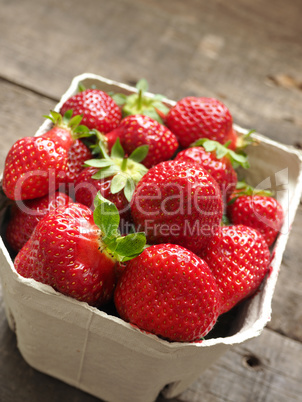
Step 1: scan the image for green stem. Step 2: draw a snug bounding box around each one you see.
[121,158,128,171]
[137,89,143,110]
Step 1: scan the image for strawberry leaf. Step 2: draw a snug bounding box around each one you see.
[74,125,93,138]
[191,138,250,169]
[110,173,127,194]
[128,145,149,163]
[114,233,147,262]
[62,109,73,121]
[111,138,125,159]
[136,78,149,93]
[93,192,146,262]
[68,114,83,130]
[78,82,86,92]
[93,193,120,242]
[92,165,120,179]
[85,159,114,168]
[228,181,274,204]
[124,178,135,202]
[111,93,127,106]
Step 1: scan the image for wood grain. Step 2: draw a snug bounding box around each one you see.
[0,0,302,401]
[0,0,301,146]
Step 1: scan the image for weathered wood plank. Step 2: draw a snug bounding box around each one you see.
[0,0,301,147]
[157,329,302,402]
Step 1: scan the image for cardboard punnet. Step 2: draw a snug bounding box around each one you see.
[0,73,302,402]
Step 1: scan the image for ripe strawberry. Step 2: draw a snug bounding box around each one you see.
[227,184,284,246]
[5,191,72,253]
[175,140,247,202]
[2,111,92,200]
[114,244,221,342]
[65,139,92,184]
[166,97,233,148]
[106,115,179,168]
[2,135,68,200]
[60,88,122,133]
[45,110,94,185]
[202,224,270,314]
[130,160,223,255]
[14,194,146,307]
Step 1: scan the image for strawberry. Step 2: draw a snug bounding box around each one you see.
[175,138,249,202]
[45,110,94,185]
[60,88,122,133]
[5,191,72,253]
[130,159,223,255]
[227,183,284,246]
[14,194,146,307]
[2,135,68,200]
[2,111,92,200]
[64,138,92,184]
[202,224,270,314]
[166,97,233,149]
[106,115,179,168]
[114,244,221,342]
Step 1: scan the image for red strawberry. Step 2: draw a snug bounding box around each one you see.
[5,191,72,253]
[45,110,93,185]
[175,146,235,203]
[202,224,270,314]
[166,97,233,148]
[130,160,223,255]
[106,115,179,168]
[60,88,122,133]
[2,111,92,200]
[65,139,92,184]
[14,195,146,306]
[227,186,284,246]
[114,244,221,342]
[2,136,68,200]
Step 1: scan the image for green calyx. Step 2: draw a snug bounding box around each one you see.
[111,79,170,124]
[228,181,274,205]
[93,192,146,262]
[84,137,149,202]
[45,110,91,140]
[234,129,259,151]
[191,138,250,169]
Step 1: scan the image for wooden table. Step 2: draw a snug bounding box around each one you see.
[0,0,302,401]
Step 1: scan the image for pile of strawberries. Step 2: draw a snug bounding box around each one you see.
[1,79,284,343]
